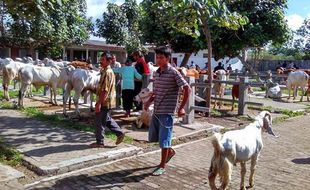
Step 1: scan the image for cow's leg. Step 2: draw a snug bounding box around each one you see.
[3,83,9,101]
[63,85,72,116]
[73,92,80,116]
[90,92,94,112]
[287,85,291,100]
[231,96,235,111]
[240,162,246,190]
[18,83,28,108]
[293,86,297,100]
[300,86,306,102]
[49,87,53,104]
[249,156,258,188]
[52,85,58,105]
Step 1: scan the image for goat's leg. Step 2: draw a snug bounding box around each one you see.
[208,157,218,190]
[240,162,246,190]
[249,156,258,188]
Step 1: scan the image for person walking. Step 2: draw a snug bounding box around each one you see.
[132,50,150,110]
[144,46,191,176]
[113,56,142,117]
[90,52,125,148]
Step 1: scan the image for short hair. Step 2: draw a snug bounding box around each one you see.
[132,50,143,58]
[155,46,171,57]
[101,51,112,61]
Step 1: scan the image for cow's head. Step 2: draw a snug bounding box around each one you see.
[134,88,153,104]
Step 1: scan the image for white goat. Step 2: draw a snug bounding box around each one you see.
[286,70,309,102]
[134,88,153,128]
[208,111,277,190]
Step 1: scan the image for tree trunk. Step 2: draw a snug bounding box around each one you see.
[202,18,212,117]
[180,53,191,67]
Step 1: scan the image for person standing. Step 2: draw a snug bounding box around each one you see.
[110,54,121,69]
[113,56,142,117]
[90,52,125,148]
[132,50,150,110]
[144,46,191,176]
[213,62,225,72]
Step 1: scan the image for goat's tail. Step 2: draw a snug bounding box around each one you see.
[209,133,233,189]
[211,133,223,159]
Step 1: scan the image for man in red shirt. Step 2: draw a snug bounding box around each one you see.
[132,50,150,110]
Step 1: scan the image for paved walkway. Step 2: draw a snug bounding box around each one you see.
[25,114,310,190]
[0,109,141,176]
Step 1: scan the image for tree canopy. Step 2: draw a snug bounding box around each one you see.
[96,0,143,54]
[269,18,310,60]
[0,0,93,56]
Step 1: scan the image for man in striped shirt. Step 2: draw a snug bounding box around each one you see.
[145,46,191,176]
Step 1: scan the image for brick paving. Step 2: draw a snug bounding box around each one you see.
[25,114,310,190]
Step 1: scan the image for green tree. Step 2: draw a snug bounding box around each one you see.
[96,0,143,54]
[0,0,93,56]
[171,0,248,116]
[269,18,309,60]
[140,0,207,66]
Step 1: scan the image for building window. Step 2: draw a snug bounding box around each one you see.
[203,53,208,58]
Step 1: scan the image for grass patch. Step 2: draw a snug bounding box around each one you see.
[21,107,133,144]
[0,138,23,166]
[273,115,289,125]
[211,109,222,117]
[279,109,305,117]
[0,101,14,109]
[0,90,19,99]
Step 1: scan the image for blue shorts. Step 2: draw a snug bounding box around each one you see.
[148,114,174,148]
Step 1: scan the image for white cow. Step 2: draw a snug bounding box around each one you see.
[213,69,227,109]
[2,59,27,100]
[63,69,100,116]
[286,70,309,102]
[18,65,68,107]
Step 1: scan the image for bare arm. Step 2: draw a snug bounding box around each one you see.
[178,85,191,117]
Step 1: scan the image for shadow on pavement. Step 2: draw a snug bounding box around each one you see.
[292,157,310,165]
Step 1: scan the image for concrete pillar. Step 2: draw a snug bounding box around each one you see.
[86,48,89,60]
[238,77,249,115]
[183,77,195,124]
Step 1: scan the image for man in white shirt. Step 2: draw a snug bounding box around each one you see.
[111,54,121,68]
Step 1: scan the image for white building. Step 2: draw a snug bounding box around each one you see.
[172,50,244,71]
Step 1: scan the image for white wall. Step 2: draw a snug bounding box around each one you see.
[172,50,244,71]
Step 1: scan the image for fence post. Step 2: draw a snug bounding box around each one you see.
[183,76,195,124]
[142,74,150,89]
[198,75,208,99]
[238,77,249,115]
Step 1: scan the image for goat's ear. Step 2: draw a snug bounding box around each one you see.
[264,112,272,124]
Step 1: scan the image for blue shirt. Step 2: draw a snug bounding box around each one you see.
[113,66,142,90]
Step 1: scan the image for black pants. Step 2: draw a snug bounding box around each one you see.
[95,107,123,144]
[134,81,143,110]
[122,89,134,111]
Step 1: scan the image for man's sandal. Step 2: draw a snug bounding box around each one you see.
[152,167,166,176]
